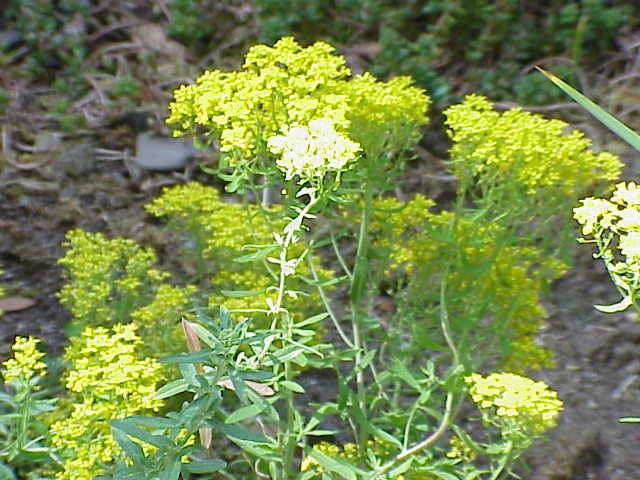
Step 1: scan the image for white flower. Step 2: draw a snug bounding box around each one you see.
[267,118,360,183]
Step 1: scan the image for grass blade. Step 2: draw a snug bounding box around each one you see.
[537,67,640,153]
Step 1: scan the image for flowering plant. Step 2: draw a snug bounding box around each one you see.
[7,38,626,480]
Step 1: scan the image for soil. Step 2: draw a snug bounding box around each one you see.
[1,136,640,480]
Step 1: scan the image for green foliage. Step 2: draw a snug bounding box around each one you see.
[48,324,165,480]
[2,0,90,79]
[370,195,566,372]
[167,0,217,43]
[110,75,141,99]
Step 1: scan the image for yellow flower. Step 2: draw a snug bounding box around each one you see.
[445,94,622,196]
[1,336,47,383]
[465,372,562,434]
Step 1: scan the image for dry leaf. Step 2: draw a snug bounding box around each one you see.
[217,378,275,397]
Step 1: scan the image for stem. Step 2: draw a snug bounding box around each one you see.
[372,276,461,478]
[489,441,514,480]
[350,173,374,453]
[372,392,455,479]
[307,255,354,348]
[270,195,319,479]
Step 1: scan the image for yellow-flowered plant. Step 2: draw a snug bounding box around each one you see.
[167,37,352,162]
[574,181,640,313]
[369,194,566,371]
[466,372,562,437]
[145,182,334,327]
[445,94,622,257]
[1,336,47,384]
[49,324,164,480]
[57,229,196,364]
[1,336,58,477]
[57,229,169,329]
[445,94,621,197]
[166,36,429,190]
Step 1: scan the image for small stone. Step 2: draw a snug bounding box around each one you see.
[135,132,195,171]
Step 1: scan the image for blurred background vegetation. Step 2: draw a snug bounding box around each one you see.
[2,0,639,122]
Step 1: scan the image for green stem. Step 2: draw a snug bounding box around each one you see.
[350,173,373,454]
[372,392,454,479]
[490,441,514,480]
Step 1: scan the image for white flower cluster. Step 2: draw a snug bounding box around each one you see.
[267,118,361,183]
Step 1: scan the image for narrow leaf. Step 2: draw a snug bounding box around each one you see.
[155,379,189,399]
[537,67,640,152]
[206,420,269,443]
[225,403,266,424]
[220,288,265,298]
[595,296,632,313]
[184,459,226,473]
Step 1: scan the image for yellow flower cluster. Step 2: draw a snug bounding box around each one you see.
[167,37,429,173]
[146,182,334,326]
[370,194,565,371]
[1,336,47,383]
[50,324,164,480]
[167,37,351,161]
[444,94,622,196]
[465,372,562,434]
[268,117,361,183]
[58,229,168,328]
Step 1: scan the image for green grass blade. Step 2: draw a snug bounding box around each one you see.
[537,67,640,153]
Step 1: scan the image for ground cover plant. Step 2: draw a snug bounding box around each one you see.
[0,37,626,479]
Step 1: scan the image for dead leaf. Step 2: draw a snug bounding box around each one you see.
[0,297,36,312]
[217,378,275,397]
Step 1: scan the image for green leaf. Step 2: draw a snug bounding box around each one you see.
[190,323,221,349]
[619,417,640,423]
[159,458,181,480]
[154,379,189,399]
[0,462,16,480]
[306,448,360,480]
[125,415,178,430]
[225,403,265,424]
[538,67,640,152]
[305,429,338,436]
[295,312,329,328]
[184,459,226,473]
[110,424,145,463]
[350,391,402,448]
[390,359,421,390]
[110,420,173,450]
[206,420,269,443]
[279,380,305,393]
[160,349,217,364]
[233,246,278,263]
[220,288,265,298]
[426,471,463,480]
